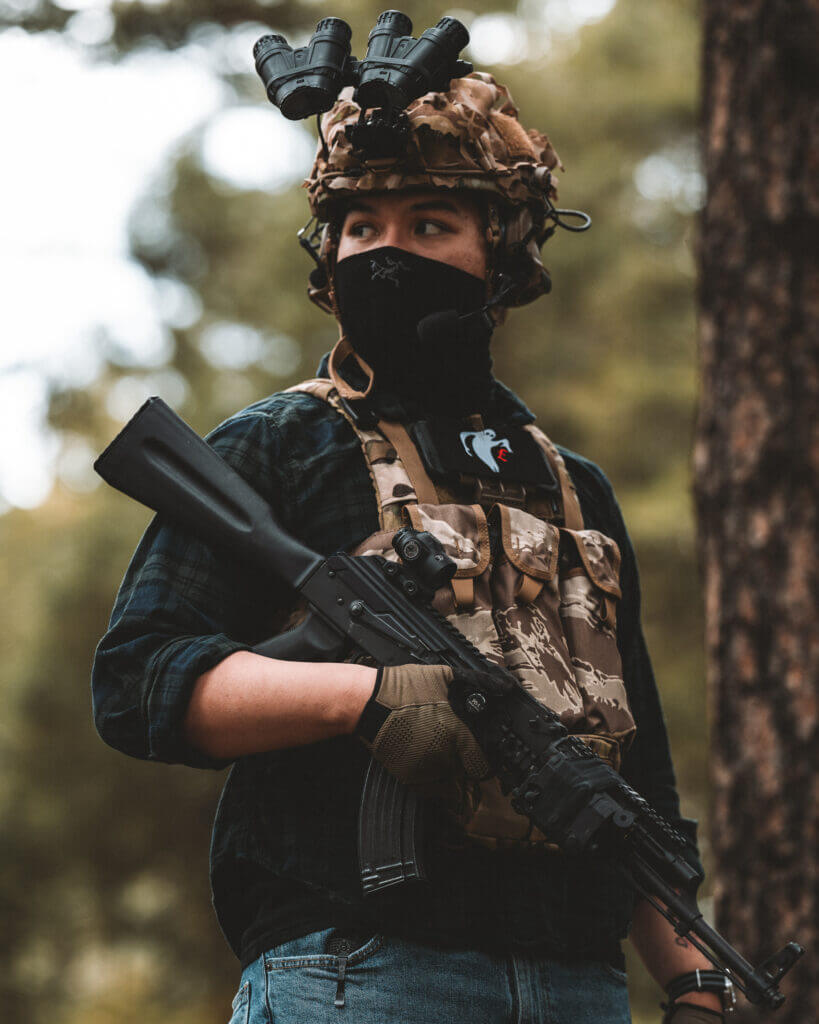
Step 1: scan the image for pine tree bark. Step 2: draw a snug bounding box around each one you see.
[694,2,818,1021]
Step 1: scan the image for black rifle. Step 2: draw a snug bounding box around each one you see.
[94,397,804,1011]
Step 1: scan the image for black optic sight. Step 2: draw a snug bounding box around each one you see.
[356,11,472,114]
[393,527,457,594]
[253,17,357,120]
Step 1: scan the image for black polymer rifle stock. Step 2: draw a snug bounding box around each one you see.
[95,397,805,1012]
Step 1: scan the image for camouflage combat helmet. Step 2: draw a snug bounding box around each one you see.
[303,71,567,314]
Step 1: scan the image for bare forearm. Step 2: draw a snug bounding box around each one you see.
[183,650,377,758]
[630,897,723,1014]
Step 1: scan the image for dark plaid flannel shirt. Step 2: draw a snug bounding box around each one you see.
[92,355,701,962]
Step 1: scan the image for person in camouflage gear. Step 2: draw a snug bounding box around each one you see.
[92,56,725,1024]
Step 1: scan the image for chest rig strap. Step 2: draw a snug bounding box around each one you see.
[286,341,433,531]
[524,424,583,530]
[375,419,439,506]
[326,335,440,505]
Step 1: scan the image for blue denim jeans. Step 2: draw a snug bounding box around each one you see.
[227,928,631,1023]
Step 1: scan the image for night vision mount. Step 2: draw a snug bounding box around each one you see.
[253,10,472,159]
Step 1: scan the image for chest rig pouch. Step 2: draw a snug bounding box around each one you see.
[287,340,637,850]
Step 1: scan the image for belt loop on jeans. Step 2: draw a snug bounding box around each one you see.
[334,956,347,1008]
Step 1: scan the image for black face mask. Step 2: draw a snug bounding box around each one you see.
[332,247,494,417]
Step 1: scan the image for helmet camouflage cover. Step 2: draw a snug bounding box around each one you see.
[304,71,564,313]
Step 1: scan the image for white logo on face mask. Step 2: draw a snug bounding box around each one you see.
[370,255,406,286]
[460,429,513,474]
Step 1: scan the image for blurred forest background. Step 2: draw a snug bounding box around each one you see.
[0,1,708,1021]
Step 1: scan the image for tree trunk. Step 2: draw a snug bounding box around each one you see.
[694,2,818,1020]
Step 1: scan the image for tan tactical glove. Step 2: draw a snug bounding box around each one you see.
[354,664,492,787]
[662,1003,725,1024]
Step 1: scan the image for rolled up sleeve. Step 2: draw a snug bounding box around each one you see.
[91,409,294,769]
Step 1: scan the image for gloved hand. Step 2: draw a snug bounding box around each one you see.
[354,664,492,787]
[662,1003,725,1023]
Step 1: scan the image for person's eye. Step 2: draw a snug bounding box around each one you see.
[415,219,452,236]
[348,221,377,239]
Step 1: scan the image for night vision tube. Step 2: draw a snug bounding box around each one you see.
[356,15,470,112]
[365,9,414,58]
[253,17,352,120]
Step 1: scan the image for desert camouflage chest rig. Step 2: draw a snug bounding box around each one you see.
[288,349,636,848]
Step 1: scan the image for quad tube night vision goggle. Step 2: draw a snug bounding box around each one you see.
[253,10,472,157]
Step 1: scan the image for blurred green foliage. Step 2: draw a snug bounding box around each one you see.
[0,1,706,1020]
